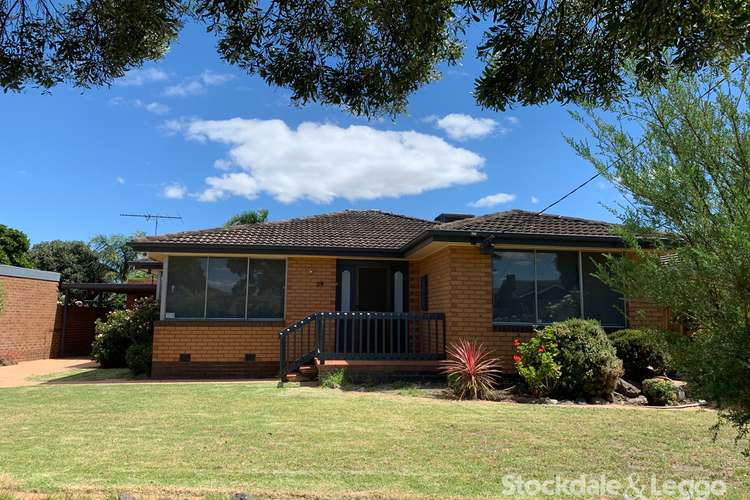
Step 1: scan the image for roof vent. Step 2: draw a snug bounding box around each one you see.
[434,213,475,224]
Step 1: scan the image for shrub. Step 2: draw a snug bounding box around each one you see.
[441,340,501,400]
[609,329,673,381]
[320,368,348,388]
[513,331,561,397]
[91,297,158,371]
[91,309,132,368]
[544,319,624,399]
[642,378,679,406]
[125,343,152,376]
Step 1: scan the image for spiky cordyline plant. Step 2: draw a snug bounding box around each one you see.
[441,340,502,400]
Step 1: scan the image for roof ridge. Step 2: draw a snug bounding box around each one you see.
[139,209,436,242]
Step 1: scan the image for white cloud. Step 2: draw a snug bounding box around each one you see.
[116,176,125,184]
[531,195,539,204]
[162,183,187,199]
[134,99,170,115]
[470,192,517,208]
[171,118,486,204]
[426,113,521,140]
[117,68,169,87]
[164,71,234,97]
[431,113,498,140]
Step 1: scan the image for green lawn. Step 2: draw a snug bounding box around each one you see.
[0,382,747,499]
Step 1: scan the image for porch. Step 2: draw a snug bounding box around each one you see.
[279,311,446,381]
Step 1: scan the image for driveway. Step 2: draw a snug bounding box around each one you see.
[0,358,95,388]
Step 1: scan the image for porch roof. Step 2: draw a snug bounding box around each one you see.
[129,209,624,256]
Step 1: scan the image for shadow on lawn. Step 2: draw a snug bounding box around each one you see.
[31,367,137,384]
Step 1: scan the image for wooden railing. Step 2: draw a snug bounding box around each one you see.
[279,311,446,380]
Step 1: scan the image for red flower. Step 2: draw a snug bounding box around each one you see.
[513,354,522,364]
[513,338,521,347]
[537,345,545,353]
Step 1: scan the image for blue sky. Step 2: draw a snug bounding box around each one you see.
[1,21,624,244]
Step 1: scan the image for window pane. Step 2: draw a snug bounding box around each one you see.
[206,257,248,319]
[247,259,285,318]
[165,256,207,318]
[582,253,626,327]
[492,251,535,323]
[536,251,581,323]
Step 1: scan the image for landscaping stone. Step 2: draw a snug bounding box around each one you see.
[575,396,587,404]
[539,398,558,405]
[616,378,641,398]
[612,392,627,403]
[118,493,136,500]
[626,395,648,405]
[589,397,609,405]
[230,493,253,500]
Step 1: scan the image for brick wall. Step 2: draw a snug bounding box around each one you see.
[151,256,337,377]
[151,248,669,378]
[0,274,59,363]
[413,245,667,372]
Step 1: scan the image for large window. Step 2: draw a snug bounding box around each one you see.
[492,250,625,327]
[165,256,285,320]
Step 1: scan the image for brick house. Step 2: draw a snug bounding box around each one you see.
[131,210,663,380]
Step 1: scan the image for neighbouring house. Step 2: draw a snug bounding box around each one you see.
[130,209,668,380]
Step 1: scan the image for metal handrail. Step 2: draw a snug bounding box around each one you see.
[279,311,446,381]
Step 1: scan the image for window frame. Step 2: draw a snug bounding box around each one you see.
[491,249,626,328]
[161,255,287,321]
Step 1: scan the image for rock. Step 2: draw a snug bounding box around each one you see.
[616,378,641,398]
[230,493,253,500]
[575,396,587,405]
[589,397,609,405]
[612,392,627,403]
[118,493,136,500]
[626,395,648,405]
[558,400,573,405]
[539,398,558,405]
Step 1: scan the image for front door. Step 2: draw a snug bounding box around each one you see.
[336,260,408,354]
[337,260,407,312]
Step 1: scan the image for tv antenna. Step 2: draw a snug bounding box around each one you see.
[120,213,183,235]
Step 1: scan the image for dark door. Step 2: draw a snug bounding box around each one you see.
[336,260,408,354]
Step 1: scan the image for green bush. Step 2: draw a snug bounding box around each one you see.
[514,331,561,397]
[642,378,679,406]
[91,297,158,372]
[125,343,152,376]
[320,368,348,388]
[91,309,132,368]
[543,319,624,399]
[609,329,672,381]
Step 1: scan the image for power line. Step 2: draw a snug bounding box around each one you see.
[120,213,183,236]
[535,68,737,216]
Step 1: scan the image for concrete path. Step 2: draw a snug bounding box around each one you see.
[0,358,95,388]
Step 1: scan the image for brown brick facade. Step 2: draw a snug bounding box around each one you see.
[151,256,337,378]
[0,275,60,363]
[413,245,665,372]
[152,247,667,378]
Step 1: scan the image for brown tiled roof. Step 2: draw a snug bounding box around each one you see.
[133,210,437,252]
[131,209,620,255]
[432,209,618,239]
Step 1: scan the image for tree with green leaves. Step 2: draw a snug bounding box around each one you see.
[28,240,106,284]
[0,224,32,268]
[569,62,750,450]
[225,209,268,227]
[90,232,148,283]
[3,1,750,114]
